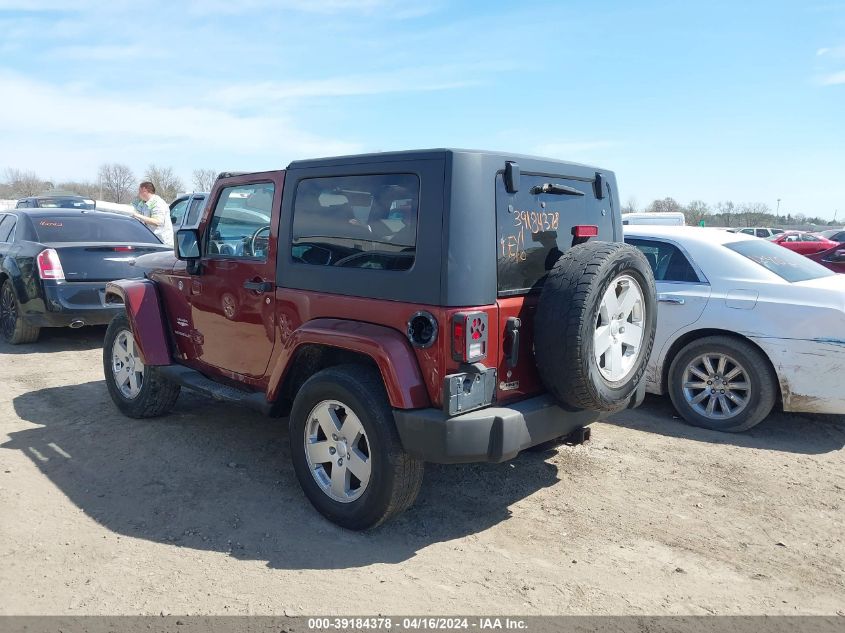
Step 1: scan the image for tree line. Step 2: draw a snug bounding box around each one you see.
[622,197,837,228]
[2,169,838,228]
[0,165,218,205]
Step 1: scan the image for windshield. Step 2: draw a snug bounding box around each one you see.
[725,239,834,282]
[32,215,162,243]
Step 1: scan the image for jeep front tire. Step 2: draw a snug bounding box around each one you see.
[103,313,181,418]
[534,241,657,411]
[289,364,424,530]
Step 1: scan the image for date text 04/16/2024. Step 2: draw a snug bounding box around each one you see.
[307,617,528,630]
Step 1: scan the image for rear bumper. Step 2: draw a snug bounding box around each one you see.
[752,336,845,414]
[23,282,122,327]
[394,384,644,464]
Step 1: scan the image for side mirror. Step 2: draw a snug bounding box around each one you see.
[175,229,200,260]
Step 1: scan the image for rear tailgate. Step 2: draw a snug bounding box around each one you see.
[494,172,616,403]
[45,243,171,281]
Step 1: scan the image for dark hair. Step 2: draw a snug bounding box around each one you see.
[139,181,156,194]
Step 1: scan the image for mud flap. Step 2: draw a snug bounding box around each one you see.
[105,279,171,366]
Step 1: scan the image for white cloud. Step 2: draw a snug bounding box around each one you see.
[185,0,438,17]
[210,66,483,107]
[820,70,845,85]
[0,0,437,17]
[0,70,361,179]
[816,44,845,58]
[51,44,165,61]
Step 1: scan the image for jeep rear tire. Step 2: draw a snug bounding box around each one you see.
[534,242,656,411]
[289,364,424,530]
[103,313,181,418]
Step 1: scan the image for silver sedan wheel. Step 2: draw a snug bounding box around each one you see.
[594,274,646,383]
[304,400,371,503]
[111,329,145,399]
[682,353,751,419]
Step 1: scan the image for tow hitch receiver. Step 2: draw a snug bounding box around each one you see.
[564,426,591,446]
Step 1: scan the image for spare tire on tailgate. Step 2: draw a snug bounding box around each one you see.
[534,241,656,411]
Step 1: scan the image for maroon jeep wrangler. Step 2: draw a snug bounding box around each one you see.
[103,149,656,529]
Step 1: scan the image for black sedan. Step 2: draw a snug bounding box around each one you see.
[15,194,96,210]
[0,208,171,344]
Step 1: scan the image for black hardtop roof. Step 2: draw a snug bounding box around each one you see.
[286,148,608,174]
[24,191,91,200]
[13,208,133,220]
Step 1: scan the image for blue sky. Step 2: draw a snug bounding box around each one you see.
[0,0,843,219]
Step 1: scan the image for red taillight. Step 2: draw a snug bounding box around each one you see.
[36,249,65,280]
[112,246,134,252]
[452,311,488,363]
[573,224,599,238]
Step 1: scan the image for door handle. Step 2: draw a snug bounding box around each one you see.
[504,317,521,368]
[243,280,273,293]
[657,294,685,305]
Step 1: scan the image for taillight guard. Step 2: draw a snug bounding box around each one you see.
[451,311,488,363]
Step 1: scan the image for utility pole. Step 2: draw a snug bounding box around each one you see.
[776,198,781,226]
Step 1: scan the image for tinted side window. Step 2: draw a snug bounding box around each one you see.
[170,199,189,225]
[291,174,419,271]
[755,229,768,237]
[801,233,820,242]
[0,215,13,242]
[207,183,274,258]
[185,197,206,227]
[625,238,700,282]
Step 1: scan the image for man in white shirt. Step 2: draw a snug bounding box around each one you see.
[133,181,174,246]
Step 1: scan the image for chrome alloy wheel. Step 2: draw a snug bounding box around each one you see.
[682,353,751,419]
[594,274,646,382]
[111,329,145,399]
[304,400,371,503]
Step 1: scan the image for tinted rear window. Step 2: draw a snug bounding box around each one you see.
[725,239,834,282]
[496,173,613,295]
[35,198,95,210]
[32,215,161,243]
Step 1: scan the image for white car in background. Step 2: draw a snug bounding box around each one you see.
[623,225,845,432]
[621,211,686,226]
[729,227,785,238]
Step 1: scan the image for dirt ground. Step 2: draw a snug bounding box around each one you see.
[1,327,843,616]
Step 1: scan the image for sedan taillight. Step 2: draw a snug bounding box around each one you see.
[36,248,65,280]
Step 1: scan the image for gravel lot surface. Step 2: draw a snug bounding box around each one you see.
[1,327,844,615]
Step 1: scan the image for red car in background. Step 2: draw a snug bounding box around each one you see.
[768,231,838,255]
